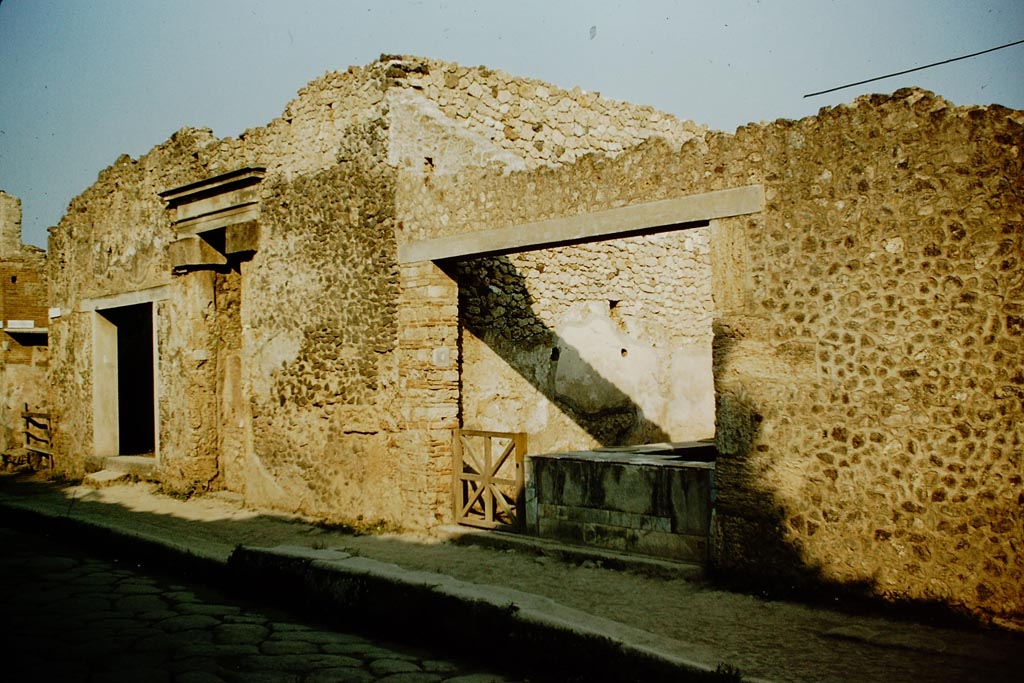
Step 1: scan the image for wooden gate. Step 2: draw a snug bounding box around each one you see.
[453,429,526,530]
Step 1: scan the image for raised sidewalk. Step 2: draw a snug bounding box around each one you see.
[0,474,1019,682]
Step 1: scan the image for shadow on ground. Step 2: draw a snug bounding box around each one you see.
[1,471,1022,683]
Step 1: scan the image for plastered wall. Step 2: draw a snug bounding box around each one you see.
[457,231,715,453]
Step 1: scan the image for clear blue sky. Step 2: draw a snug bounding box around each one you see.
[1,0,1021,248]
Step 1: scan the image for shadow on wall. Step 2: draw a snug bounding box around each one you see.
[709,321,983,624]
[449,254,670,448]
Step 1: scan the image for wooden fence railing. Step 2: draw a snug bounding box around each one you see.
[23,403,52,469]
[453,429,526,530]
[1,404,52,470]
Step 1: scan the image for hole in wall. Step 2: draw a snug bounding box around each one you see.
[550,347,560,361]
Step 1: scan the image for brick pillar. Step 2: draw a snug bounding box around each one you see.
[396,261,460,528]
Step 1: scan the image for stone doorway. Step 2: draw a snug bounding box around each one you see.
[94,302,156,456]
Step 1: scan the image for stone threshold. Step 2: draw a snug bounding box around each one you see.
[84,454,157,478]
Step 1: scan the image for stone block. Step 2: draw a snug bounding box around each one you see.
[82,469,132,488]
[225,221,260,254]
[638,514,673,534]
[564,504,611,526]
[631,529,709,563]
[599,466,659,515]
[537,517,585,544]
[669,468,713,535]
[581,521,634,553]
[169,235,227,268]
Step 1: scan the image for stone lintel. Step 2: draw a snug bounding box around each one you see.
[4,327,48,336]
[225,221,260,254]
[168,235,228,268]
[398,184,764,264]
[80,285,170,312]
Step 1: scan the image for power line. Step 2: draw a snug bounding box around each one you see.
[804,38,1024,98]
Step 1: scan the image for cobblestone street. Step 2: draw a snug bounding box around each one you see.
[0,524,518,683]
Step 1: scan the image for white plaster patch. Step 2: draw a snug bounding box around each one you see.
[385,89,526,176]
[251,328,303,396]
[883,237,905,253]
[554,302,657,415]
[431,346,451,367]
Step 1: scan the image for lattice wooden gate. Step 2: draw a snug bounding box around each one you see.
[453,429,526,530]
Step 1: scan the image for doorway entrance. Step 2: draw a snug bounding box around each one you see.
[94,302,155,456]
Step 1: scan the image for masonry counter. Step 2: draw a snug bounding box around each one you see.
[524,441,716,563]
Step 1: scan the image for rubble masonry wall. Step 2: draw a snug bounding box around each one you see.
[47,57,701,524]
[46,57,1023,623]
[406,90,1024,623]
[714,91,1023,625]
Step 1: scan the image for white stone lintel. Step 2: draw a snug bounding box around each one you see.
[398,184,763,264]
[80,285,170,312]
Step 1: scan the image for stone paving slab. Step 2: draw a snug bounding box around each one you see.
[1,475,1021,682]
[229,544,728,682]
[0,524,521,683]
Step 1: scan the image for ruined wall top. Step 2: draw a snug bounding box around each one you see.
[261,55,707,172]
[50,54,712,307]
[0,191,20,256]
[94,55,710,186]
[0,191,44,262]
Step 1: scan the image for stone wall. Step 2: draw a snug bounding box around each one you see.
[45,54,1022,623]
[0,191,49,455]
[225,50,703,522]
[240,124,406,522]
[48,56,702,514]
[0,191,29,257]
[0,260,49,453]
[47,130,222,476]
[213,267,245,491]
[382,57,708,522]
[404,90,1024,624]
[712,91,1024,627]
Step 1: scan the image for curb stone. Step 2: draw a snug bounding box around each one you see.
[0,496,766,682]
[227,544,773,683]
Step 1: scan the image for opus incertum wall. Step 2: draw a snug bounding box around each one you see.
[44,52,1023,626]
[399,89,1024,625]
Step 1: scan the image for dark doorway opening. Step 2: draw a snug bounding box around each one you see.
[99,303,155,455]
